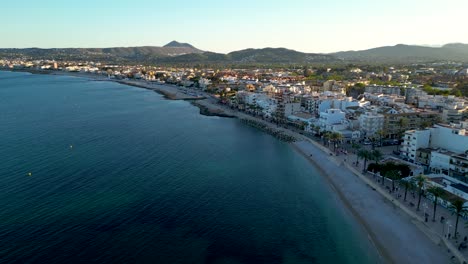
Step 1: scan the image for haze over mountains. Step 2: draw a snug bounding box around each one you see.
[1,41,468,64]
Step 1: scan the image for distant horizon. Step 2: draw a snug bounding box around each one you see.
[2,41,468,55]
[2,0,468,53]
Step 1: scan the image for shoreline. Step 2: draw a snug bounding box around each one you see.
[292,140,452,264]
[2,68,205,101]
[1,68,456,263]
[290,143,391,263]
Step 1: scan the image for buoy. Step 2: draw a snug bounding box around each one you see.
[28,172,32,176]
[70,145,73,149]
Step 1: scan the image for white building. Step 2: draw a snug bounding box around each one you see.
[430,149,455,175]
[318,109,348,132]
[359,111,384,138]
[401,124,468,180]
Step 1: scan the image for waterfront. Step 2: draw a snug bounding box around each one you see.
[0,71,378,263]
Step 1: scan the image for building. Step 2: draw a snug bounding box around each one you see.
[400,129,431,162]
[401,124,468,181]
[442,108,468,123]
[383,111,440,139]
[365,85,401,95]
[415,148,432,171]
[358,111,384,138]
[318,109,347,132]
[450,153,468,182]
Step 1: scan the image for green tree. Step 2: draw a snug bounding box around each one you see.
[358,149,372,173]
[399,179,415,202]
[376,130,385,147]
[427,186,445,222]
[449,199,468,239]
[371,149,383,165]
[330,132,343,152]
[412,174,427,211]
[385,170,401,190]
[351,142,362,163]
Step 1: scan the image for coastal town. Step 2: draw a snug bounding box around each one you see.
[2,58,468,262]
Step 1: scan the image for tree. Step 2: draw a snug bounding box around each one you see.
[351,142,361,153]
[449,199,468,239]
[397,118,409,140]
[322,131,332,146]
[330,132,343,152]
[385,170,401,190]
[358,149,372,173]
[371,149,383,165]
[351,142,361,163]
[427,186,445,222]
[399,179,415,202]
[376,130,385,147]
[412,174,427,211]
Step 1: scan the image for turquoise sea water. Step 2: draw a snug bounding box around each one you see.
[0,71,379,263]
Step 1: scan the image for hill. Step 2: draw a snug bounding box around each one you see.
[332,43,468,63]
[156,48,336,64]
[0,41,204,62]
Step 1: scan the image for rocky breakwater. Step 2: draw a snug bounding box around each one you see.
[240,119,297,142]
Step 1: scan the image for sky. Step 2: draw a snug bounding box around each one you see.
[2,0,468,53]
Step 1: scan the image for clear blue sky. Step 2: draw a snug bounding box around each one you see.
[2,0,467,53]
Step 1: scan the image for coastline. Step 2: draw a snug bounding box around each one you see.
[2,68,205,101]
[2,69,456,263]
[292,140,452,264]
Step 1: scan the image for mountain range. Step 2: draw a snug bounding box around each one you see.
[1,41,468,65]
[332,43,468,63]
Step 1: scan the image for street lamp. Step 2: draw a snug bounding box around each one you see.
[447,220,452,238]
[423,203,429,222]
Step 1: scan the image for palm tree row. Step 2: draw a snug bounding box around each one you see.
[322,131,344,152]
[357,149,383,173]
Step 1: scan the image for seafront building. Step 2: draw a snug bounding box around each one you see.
[358,111,384,138]
[400,123,468,181]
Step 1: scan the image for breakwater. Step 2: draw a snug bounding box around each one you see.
[240,119,297,142]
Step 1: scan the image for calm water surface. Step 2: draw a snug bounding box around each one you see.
[0,71,379,263]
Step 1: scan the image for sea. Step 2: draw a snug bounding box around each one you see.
[0,71,379,263]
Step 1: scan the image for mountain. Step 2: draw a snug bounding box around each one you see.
[163,41,197,49]
[0,41,203,62]
[332,43,468,63]
[2,42,468,65]
[156,48,336,64]
[0,44,336,65]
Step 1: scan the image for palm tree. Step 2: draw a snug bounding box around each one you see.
[427,186,445,222]
[376,130,385,147]
[385,170,401,190]
[351,142,361,153]
[399,179,414,202]
[322,131,331,146]
[330,132,343,152]
[449,199,468,239]
[351,142,361,163]
[371,149,383,165]
[412,174,427,211]
[358,149,372,173]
